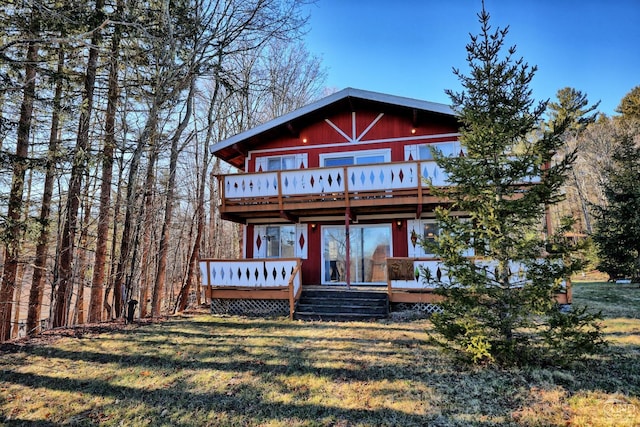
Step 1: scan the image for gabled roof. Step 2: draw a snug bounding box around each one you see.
[210,87,457,168]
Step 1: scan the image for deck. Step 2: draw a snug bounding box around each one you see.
[218,160,450,222]
[199,258,572,319]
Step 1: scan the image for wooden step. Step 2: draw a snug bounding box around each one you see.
[293,288,389,321]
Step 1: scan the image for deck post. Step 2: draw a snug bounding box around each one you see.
[344,167,351,289]
[345,208,351,288]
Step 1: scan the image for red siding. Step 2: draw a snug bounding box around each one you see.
[393,220,409,258]
[302,224,322,285]
[246,225,254,258]
[246,109,459,172]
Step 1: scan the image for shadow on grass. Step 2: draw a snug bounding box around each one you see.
[1,369,467,426]
[2,290,640,426]
[0,317,524,426]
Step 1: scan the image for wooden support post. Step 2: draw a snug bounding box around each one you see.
[344,167,351,289]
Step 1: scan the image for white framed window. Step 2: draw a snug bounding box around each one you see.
[407,219,439,258]
[320,149,390,167]
[404,142,463,161]
[266,225,295,258]
[253,224,308,259]
[407,218,474,258]
[255,153,307,172]
[321,224,392,285]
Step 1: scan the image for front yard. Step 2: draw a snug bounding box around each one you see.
[1,282,639,426]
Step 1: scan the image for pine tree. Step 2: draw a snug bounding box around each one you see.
[428,6,604,366]
[592,132,640,281]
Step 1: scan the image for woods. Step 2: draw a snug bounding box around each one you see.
[0,0,326,340]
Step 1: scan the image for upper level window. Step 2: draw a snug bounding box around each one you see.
[405,142,463,162]
[321,149,390,167]
[255,153,307,172]
[267,155,296,171]
[419,142,460,160]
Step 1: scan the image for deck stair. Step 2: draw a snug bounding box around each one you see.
[293,287,389,321]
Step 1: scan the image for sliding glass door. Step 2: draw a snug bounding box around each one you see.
[322,224,391,285]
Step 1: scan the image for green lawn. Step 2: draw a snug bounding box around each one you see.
[1,282,639,426]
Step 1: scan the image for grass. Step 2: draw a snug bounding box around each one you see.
[1,281,639,426]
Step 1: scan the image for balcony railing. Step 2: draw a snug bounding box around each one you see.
[219,160,451,219]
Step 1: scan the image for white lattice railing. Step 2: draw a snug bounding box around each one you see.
[199,258,303,319]
[387,258,541,291]
[199,259,300,288]
[222,160,449,202]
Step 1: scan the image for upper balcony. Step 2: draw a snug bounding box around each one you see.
[218,160,452,223]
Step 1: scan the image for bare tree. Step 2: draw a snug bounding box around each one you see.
[52,0,105,328]
[88,0,125,323]
[0,7,39,341]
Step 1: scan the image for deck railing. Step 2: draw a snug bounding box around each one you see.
[199,258,303,318]
[386,257,571,304]
[221,160,449,205]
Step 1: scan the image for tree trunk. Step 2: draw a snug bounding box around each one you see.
[112,115,154,318]
[137,149,159,318]
[74,180,94,325]
[89,0,122,323]
[104,150,126,319]
[53,0,103,327]
[0,16,38,341]
[27,45,65,336]
[151,79,195,317]
[10,264,24,339]
[176,75,221,312]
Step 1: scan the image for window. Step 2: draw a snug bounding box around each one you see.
[321,149,390,167]
[322,224,391,284]
[419,142,459,160]
[255,154,307,172]
[407,218,474,258]
[422,221,439,248]
[266,226,295,258]
[408,219,439,258]
[267,155,296,171]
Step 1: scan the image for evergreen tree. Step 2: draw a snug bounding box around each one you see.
[592,132,640,281]
[428,6,604,366]
[616,85,640,120]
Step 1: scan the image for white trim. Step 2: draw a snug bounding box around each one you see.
[295,223,308,259]
[352,112,357,140]
[254,225,267,258]
[243,225,248,258]
[357,113,384,142]
[246,132,460,161]
[325,118,352,142]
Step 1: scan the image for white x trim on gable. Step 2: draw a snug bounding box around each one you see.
[324,112,385,143]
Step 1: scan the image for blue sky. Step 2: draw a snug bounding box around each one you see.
[303,0,639,116]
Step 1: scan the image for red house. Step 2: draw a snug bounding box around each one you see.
[200,88,570,319]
